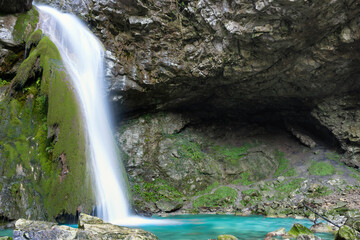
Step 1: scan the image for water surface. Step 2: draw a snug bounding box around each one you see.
[0,215,334,240]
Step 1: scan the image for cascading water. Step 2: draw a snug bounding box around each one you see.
[37,5,130,223]
[36,5,171,226]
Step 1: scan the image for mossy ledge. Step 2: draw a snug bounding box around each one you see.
[1,20,94,220]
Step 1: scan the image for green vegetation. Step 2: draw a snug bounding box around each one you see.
[133,179,183,203]
[288,223,313,237]
[283,167,297,177]
[274,178,304,199]
[0,78,10,86]
[231,172,254,186]
[308,161,336,176]
[13,8,39,42]
[213,144,251,165]
[193,186,237,208]
[307,185,332,198]
[0,25,94,220]
[196,182,220,195]
[176,138,204,162]
[326,152,341,161]
[350,173,360,182]
[273,150,289,177]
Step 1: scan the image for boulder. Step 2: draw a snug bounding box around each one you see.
[155,199,183,213]
[310,222,334,233]
[265,228,285,239]
[13,214,159,240]
[287,223,313,238]
[335,225,358,240]
[78,213,104,228]
[0,0,32,13]
[345,216,360,232]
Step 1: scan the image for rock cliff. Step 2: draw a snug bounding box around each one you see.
[1,0,360,223]
[38,0,360,167]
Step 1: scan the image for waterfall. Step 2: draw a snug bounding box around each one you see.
[37,5,130,223]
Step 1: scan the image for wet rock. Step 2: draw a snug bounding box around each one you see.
[265,227,285,239]
[310,223,334,233]
[287,223,313,238]
[13,214,159,240]
[334,225,358,240]
[345,216,360,232]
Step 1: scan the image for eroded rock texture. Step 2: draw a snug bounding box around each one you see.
[38,0,360,167]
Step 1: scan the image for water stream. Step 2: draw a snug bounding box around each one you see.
[37,5,130,223]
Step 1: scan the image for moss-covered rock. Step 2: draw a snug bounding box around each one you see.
[345,216,360,232]
[193,186,237,209]
[287,223,313,238]
[217,235,238,240]
[335,225,357,240]
[0,13,93,220]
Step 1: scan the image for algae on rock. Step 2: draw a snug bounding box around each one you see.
[0,8,94,221]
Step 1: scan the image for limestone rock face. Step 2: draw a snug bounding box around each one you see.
[36,0,360,167]
[13,214,159,240]
[0,0,32,14]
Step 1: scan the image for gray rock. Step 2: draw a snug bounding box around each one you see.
[13,214,159,240]
[156,199,183,213]
[0,0,32,13]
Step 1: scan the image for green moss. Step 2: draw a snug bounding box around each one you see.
[274,178,304,199]
[193,186,237,208]
[273,150,289,177]
[288,223,313,237]
[134,179,183,203]
[350,173,360,182]
[13,8,39,43]
[2,34,94,220]
[10,183,20,198]
[26,29,43,54]
[326,152,341,161]
[176,138,204,162]
[196,182,219,195]
[307,185,332,198]
[213,144,250,165]
[231,172,254,186]
[283,167,297,177]
[308,161,336,176]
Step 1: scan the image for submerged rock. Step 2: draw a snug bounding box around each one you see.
[217,235,238,240]
[13,213,159,240]
[265,227,285,239]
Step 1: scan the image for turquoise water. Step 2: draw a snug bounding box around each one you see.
[140,215,334,240]
[0,215,334,240]
[0,229,12,237]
